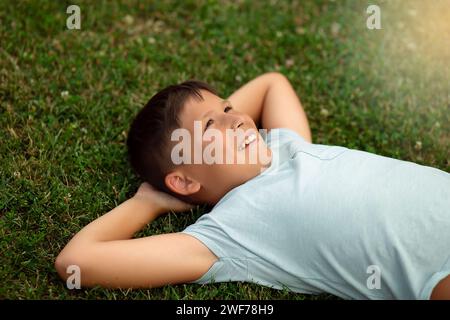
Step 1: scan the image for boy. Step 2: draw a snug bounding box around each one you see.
[55,72,450,299]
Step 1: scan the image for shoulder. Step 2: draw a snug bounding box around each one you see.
[263,128,309,150]
[266,127,308,142]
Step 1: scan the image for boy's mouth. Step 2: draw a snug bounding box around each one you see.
[238,132,257,151]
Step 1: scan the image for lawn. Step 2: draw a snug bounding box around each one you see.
[0,0,448,299]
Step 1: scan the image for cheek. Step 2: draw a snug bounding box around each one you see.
[198,165,234,191]
[210,132,239,164]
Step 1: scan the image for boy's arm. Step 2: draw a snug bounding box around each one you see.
[55,183,218,288]
[227,72,312,142]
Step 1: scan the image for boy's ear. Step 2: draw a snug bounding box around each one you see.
[165,171,201,196]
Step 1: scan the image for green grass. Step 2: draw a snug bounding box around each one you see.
[0,0,448,299]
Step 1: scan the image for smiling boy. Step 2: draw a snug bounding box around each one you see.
[55,72,450,299]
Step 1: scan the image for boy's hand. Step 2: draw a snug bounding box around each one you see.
[133,182,195,214]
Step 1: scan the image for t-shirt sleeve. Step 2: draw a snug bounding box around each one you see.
[181,213,250,285]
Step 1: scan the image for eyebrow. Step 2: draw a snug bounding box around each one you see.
[200,100,229,120]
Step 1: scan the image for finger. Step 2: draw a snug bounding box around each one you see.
[175,203,196,212]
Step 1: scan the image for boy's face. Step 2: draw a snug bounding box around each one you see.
[166,90,272,205]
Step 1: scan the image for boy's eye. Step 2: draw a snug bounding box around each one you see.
[224,105,233,112]
[204,119,214,131]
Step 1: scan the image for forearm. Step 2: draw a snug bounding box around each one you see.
[54,183,195,286]
[227,73,274,126]
[65,197,163,246]
[260,74,312,142]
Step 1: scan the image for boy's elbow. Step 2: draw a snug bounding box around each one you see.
[265,71,288,82]
[55,250,71,281]
[55,245,103,289]
[54,248,85,282]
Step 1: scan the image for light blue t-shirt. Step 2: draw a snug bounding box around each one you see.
[181,128,450,299]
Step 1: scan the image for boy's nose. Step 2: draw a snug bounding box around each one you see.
[217,112,246,131]
[223,113,245,130]
[231,119,244,130]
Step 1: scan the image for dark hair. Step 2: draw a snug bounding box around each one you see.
[126,80,218,200]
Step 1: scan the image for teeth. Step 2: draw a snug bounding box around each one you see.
[239,133,256,150]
